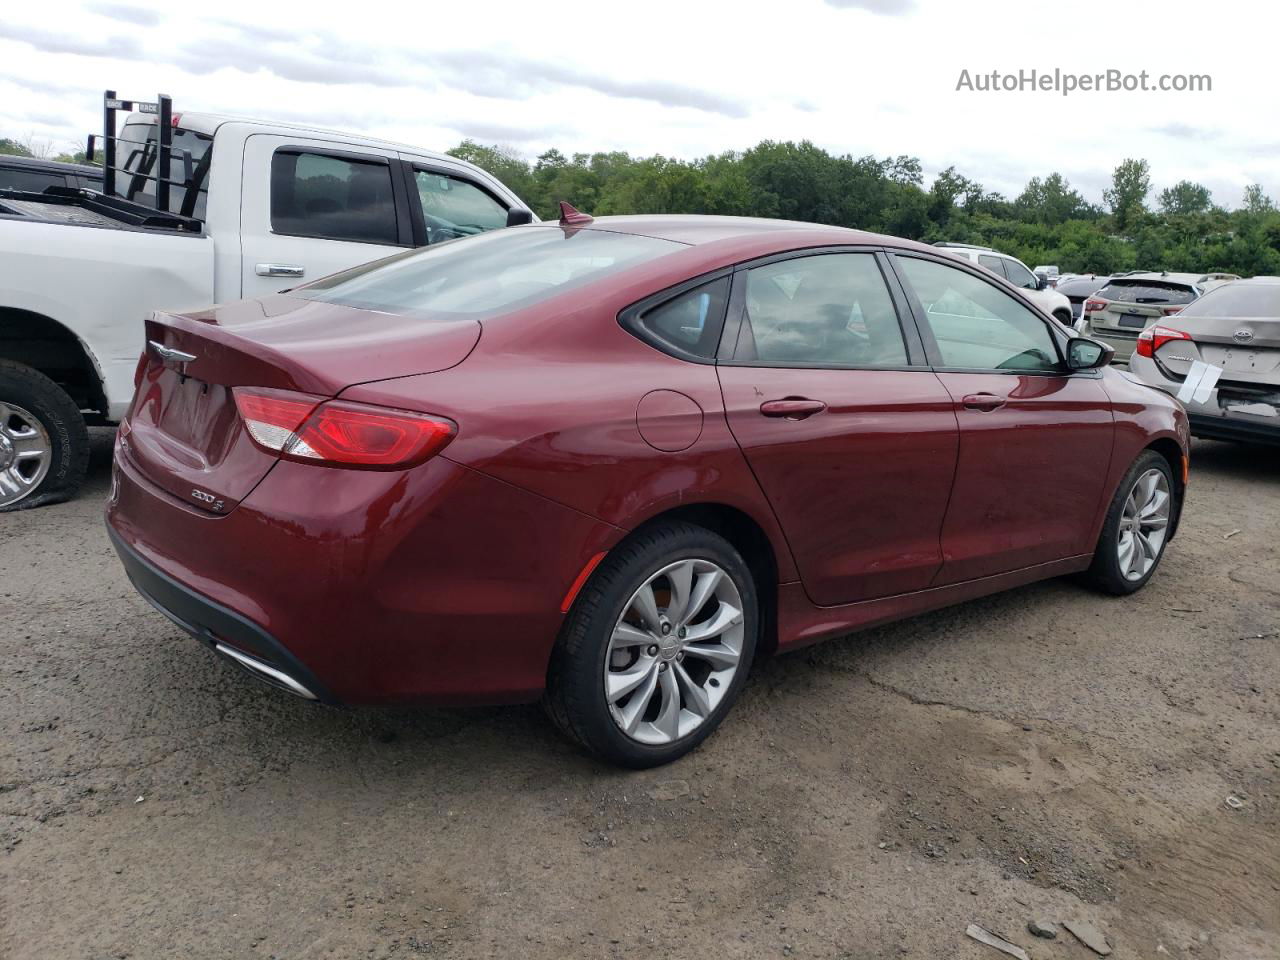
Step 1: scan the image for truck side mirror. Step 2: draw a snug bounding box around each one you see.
[506,208,534,227]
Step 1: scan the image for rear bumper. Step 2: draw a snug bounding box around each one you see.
[1127,355,1280,446]
[108,525,336,703]
[106,446,620,705]
[1188,412,1280,445]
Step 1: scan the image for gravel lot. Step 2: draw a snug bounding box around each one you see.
[3,430,1277,959]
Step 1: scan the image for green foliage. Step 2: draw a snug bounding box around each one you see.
[1104,158,1151,231]
[0,138,34,157]
[445,139,1278,276]
[1158,180,1212,216]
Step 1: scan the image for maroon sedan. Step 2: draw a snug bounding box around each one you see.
[107,211,1189,767]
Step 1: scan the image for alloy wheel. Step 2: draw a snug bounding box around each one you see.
[1117,467,1171,581]
[604,558,745,745]
[0,402,52,509]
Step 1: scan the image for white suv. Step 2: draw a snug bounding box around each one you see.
[935,243,1075,328]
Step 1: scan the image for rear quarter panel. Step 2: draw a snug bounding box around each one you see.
[339,270,801,583]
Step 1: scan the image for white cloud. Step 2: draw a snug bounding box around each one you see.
[0,0,1275,208]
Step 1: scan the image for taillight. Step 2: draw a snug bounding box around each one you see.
[233,387,455,470]
[1135,325,1192,358]
[1161,305,1183,316]
[1084,298,1108,314]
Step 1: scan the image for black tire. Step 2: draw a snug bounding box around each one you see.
[0,360,89,512]
[544,521,759,768]
[1083,450,1176,595]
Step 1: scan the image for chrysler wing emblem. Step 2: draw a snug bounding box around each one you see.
[1233,328,1254,344]
[149,340,197,363]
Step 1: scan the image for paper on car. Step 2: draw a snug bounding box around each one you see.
[1176,360,1222,405]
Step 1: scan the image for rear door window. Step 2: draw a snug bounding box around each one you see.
[734,253,909,367]
[270,151,399,245]
[1096,279,1196,305]
[412,170,508,242]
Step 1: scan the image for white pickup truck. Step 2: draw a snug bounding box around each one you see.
[0,92,534,510]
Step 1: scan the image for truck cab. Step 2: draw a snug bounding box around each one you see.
[113,109,532,304]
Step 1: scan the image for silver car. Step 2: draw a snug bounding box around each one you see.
[1080,271,1240,363]
[1129,276,1280,445]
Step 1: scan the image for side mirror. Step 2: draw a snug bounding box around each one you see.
[505,208,534,227]
[1035,274,1050,291]
[1066,337,1114,370]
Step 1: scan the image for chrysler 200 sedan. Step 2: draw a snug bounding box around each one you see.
[107,210,1190,767]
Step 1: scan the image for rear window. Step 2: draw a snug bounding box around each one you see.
[296,226,685,318]
[1096,279,1196,305]
[1055,277,1106,298]
[1178,282,1280,318]
[118,121,213,218]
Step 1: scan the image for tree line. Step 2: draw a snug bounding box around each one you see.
[7,132,1277,277]
[449,140,1280,277]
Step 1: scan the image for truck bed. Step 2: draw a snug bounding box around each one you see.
[0,186,203,234]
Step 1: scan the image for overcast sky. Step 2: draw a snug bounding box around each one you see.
[1,0,1276,208]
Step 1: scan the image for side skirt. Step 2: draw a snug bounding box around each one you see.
[775,555,1093,653]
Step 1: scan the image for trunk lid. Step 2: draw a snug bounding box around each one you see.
[124,295,480,514]
[1154,315,1280,384]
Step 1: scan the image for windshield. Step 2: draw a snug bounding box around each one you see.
[296,226,686,318]
[1178,282,1280,318]
[1096,279,1196,305]
[118,121,213,217]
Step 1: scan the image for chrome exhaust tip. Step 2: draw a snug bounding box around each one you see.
[215,643,318,700]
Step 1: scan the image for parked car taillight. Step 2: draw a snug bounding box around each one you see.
[1084,298,1108,313]
[233,387,455,470]
[1135,325,1192,358]
[1161,305,1184,316]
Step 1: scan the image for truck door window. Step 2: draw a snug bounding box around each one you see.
[270,151,398,245]
[413,170,508,243]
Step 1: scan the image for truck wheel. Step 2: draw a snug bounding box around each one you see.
[0,361,89,511]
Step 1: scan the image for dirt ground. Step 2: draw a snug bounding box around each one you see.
[2,430,1277,959]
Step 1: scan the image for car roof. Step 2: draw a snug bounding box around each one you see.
[1223,275,1280,285]
[567,215,936,256]
[1106,270,1238,286]
[0,154,103,177]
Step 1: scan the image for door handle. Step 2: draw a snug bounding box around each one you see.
[962,393,1007,411]
[255,263,305,278]
[760,398,827,419]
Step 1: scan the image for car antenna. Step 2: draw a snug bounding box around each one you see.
[558,201,594,226]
